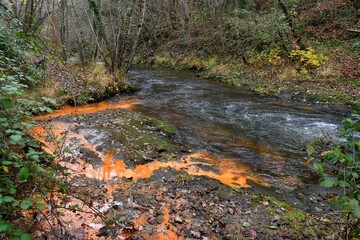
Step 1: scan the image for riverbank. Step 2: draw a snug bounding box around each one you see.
[32,98,344,239]
[133,53,359,108]
[35,60,137,106]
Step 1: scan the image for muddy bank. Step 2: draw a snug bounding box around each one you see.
[41,62,137,106]
[32,99,343,239]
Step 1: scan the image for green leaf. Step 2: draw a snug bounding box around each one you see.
[348,199,359,209]
[1,98,12,108]
[352,172,359,179]
[10,134,23,142]
[15,30,25,38]
[20,199,33,210]
[20,233,32,240]
[306,145,314,156]
[41,97,57,105]
[36,203,46,210]
[18,165,30,181]
[313,162,324,175]
[11,200,19,207]
[2,196,15,203]
[35,165,46,172]
[15,228,26,236]
[2,160,13,165]
[320,178,337,188]
[338,180,351,188]
[0,222,8,232]
[354,207,360,219]
[9,187,16,194]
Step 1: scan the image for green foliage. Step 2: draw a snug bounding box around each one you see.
[309,103,360,237]
[0,20,58,238]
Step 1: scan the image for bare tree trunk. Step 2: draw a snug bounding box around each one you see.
[125,0,147,73]
[60,0,68,61]
[278,0,305,50]
[86,14,110,69]
[166,0,177,30]
[24,0,34,34]
[180,0,188,29]
[69,0,87,67]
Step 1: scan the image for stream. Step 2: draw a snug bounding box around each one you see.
[127,67,343,189]
[33,67,347,238]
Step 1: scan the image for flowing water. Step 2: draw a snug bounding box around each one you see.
[127,67,343,189]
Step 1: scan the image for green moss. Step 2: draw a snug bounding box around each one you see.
[144,117,176,135]
[176,172,193,181]
[109,112,179,162]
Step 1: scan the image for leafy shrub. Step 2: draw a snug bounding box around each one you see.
[0,23,58,239]
[309,103,360,238]
[259,47,284,66]
[290,47,328,68]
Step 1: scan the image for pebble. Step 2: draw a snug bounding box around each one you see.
[175,216,184,223]
[190,230,201,238]
[275,208,283,214]
[228,208,235,215]
[155,215,163,224]
[315,207,322,212]
[242,222,251,227]
[271,215,281,222]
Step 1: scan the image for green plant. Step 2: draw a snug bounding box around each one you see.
[259,47,284,66]
[0,22,63,239]
[308,103,360,238]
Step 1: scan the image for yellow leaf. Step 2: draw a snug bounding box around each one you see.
[2,166,9,172]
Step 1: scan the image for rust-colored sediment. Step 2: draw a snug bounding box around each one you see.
[134,212,148,228]
[152,204,179,240]
[33,121,262,187]
[85,151,261,188]
[32,101,266,239]
[133,203,180,240]
[35,99,140,120]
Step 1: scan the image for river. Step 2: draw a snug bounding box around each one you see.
[33,67,346,238]
[127,67,343,189]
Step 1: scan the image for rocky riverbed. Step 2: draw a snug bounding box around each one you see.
[32,98,343,239]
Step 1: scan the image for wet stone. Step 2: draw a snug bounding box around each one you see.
[315,207,323,212]
[96,226,109,237]
[79,148,103,169]
[190,230,201,238]
[175,216,184,224]
[228,208,235,215]
[243,222,251,227]
[155,215,163,224]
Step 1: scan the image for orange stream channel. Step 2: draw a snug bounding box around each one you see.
[33,122,261,188]
[34,98,140,120]
[32,100,265,239]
